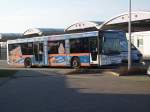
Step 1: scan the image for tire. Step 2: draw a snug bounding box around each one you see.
[71,57,80,69]
[24,58,32,68]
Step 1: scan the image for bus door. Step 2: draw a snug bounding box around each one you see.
[33,42,44,64]
[89,38,98,64]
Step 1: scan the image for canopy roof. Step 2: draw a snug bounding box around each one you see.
[65,11,150,33]
[23,28,65,37]
[102,11,150,32]
[65,21,104,33]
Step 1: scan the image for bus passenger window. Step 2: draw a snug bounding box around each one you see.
[48,40,65,54]
[21,42,33,55]
[70,38,89,53]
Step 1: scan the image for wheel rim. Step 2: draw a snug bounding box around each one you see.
[26,60,30,66]
[72,60,78,67]
[25,59,31,67]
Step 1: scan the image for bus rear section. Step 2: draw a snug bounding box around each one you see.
[7,37,47,68]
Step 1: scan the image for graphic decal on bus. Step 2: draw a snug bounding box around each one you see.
[79,56,90,63]
[9,46,22,63]
[49,56,66,64]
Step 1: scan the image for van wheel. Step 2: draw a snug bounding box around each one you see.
[71,57,80,69]
[24,58,32,68]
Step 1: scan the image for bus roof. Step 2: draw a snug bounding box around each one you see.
[7,30,125,44]
[7,31,99,44]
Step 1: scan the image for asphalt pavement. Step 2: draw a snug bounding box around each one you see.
[0,70,150,112]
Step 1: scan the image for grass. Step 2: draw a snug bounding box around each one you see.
[0,70,17,78]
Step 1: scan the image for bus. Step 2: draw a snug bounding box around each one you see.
[7,30,127,68]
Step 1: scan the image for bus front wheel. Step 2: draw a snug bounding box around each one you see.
[71,57,80,69]
[24,58,32,68]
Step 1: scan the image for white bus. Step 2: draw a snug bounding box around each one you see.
[7,30,127,68]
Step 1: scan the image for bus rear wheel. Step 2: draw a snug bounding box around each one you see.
[71,57,80,69]
[24,58,32,68]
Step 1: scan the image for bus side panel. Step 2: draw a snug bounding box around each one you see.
[48,53,90,67]
[70,53,90,66]
[8,44,33,65]
[100,55,122,65]
[48,54,67,66]
[7,41,35,66]
[8,55,33,66]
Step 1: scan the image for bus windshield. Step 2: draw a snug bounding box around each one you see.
[102,32,121,55]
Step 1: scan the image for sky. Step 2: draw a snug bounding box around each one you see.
[0,0,149,33]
